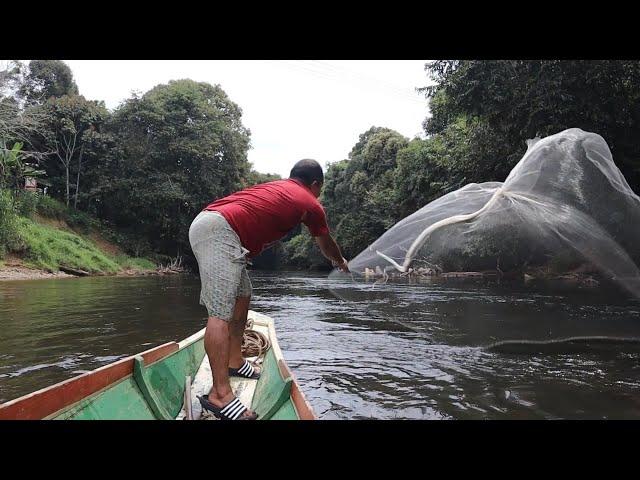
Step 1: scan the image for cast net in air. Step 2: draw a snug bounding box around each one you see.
[331,128,640,298]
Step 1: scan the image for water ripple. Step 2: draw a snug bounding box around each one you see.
[2,272,640,419]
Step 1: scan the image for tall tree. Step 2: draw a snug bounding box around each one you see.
[420,60,640,189]
[19,60,79,105]
[92,79,251,258]
[323,127,409,258]
[244,170,281,187]
[0,62,47,155]
[284,127,409,267]
[37,95,108,206]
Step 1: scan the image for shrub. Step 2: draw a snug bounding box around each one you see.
[17,217,120,273]
[14,191,39,218]
[36,195,66,220]
[65,209,97,232]
[0,189,21,256]
[114,256,156,270]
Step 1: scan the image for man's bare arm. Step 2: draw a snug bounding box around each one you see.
[315,234,349,271]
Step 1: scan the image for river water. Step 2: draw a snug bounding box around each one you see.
[1,271,640,419]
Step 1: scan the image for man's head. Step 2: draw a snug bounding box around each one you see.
[289,159,324,198]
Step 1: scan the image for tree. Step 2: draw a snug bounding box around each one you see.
[0,62,48,161]
[244,170,281,187]
[323,127,409,258]
[0,61,24,99]
[0,141,45,191]
[91,79,252,258]
[36,95,108,206]
[420,60,640,189]
[19,60,79,105]
[282,127,409,267]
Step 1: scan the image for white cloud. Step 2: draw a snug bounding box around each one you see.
[63,60,431,177]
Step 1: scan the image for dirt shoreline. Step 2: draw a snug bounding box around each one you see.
[0,264,183,282]
[0,265,75,281]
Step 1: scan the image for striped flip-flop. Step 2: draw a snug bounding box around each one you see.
[198,394,258,420]
[229,359,261,379]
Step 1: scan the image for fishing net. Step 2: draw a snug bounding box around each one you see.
[330,128,640,298]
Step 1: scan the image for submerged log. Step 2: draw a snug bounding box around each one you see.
[441,271,496,278]
[59,265,90,277]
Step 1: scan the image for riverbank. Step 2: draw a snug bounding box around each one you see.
[0,263,74,281]
[0,194,171,280]
[0,254,179,282]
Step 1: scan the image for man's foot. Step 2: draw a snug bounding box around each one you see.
[202,391,257,420]
[229,359,261,379]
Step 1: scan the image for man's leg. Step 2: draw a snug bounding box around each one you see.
[204,314,256,418]
[228,267,259,372]
[190,211,256,419]
[228,296,250,369]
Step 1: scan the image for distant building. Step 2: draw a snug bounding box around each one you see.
[24,177,37,192]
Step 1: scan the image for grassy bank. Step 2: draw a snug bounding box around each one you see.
[0,191,158,276]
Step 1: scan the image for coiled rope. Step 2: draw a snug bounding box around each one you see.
[241,319,271,359]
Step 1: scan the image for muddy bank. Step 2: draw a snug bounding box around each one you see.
[0,265,75,281]
[0,261,184,282]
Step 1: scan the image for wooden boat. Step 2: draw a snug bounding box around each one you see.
[0,311,315,420]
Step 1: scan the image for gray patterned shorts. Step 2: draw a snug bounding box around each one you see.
[188,211,252,321]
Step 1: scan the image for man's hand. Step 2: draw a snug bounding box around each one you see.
[316,234,349,272]
[333,257,350,272]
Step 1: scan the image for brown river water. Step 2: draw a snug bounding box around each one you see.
[1,271,640,419]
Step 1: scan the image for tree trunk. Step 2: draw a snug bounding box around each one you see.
[74,144,85,209]
[65,166,70,207]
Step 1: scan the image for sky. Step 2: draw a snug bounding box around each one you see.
[62,60,432,177]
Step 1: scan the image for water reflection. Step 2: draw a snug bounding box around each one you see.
[0,276,206,404]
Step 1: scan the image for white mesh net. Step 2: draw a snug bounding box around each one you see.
[333,128,640,298]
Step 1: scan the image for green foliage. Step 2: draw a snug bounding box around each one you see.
[64,208,98,232]
[0,140,23,188]
[0,185,157,273]
[0,189,20,256]
[34,194,96,230]
[14,190,38,217]
[7,60,640,275]
[99,225,154,259]
[14,217,120,273]
[90,79,252,257]
[282,127,409,267]
[282,229,328,269]
[1,63,47,162]
[393,116,475,218]
[19,60,79,105]
[244,170,281,187]
[113,255,156,271]
[33,95,110,207]
[421,60,640,187]
[36,194,67,219]
[0,96,21,142]
[0,140,45,191]
[322,127,409,258]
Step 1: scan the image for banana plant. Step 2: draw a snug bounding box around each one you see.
[0,140,46,190]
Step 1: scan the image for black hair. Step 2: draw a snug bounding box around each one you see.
[289,159,324,186]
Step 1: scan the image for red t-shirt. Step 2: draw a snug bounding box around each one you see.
[203,178,330,257]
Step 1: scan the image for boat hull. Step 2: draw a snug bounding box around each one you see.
[0,311,315,420]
